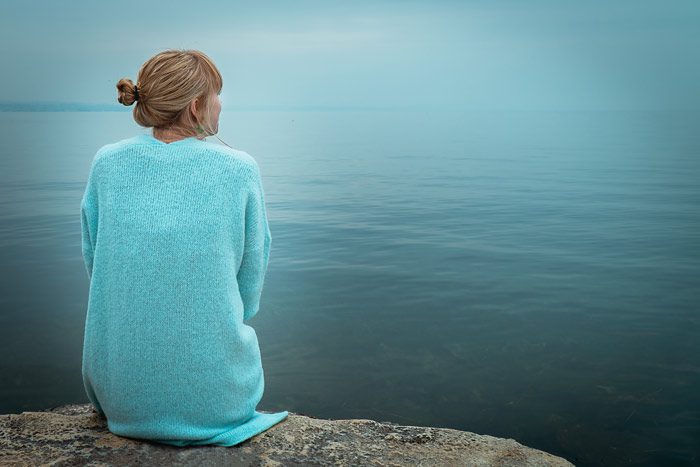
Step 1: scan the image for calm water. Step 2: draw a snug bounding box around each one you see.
[0,109,698,466]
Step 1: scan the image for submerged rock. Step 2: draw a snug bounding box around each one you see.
[0,404,574,466]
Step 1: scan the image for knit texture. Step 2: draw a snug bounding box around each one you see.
[80,131,287,446]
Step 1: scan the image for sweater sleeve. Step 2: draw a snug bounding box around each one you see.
[80,158,100,280]
[237,166,272,321]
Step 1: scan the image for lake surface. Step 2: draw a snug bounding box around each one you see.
[0,109,698,466]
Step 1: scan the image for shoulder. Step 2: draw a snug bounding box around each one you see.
[200,141,257,167]
[198,141,262,181]
[90,137,135,168]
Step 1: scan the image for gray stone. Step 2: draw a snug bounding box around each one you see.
[0,404,574,466]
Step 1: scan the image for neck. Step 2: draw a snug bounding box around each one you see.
[152,127,203,143]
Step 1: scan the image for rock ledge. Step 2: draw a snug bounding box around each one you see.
[0,404,574,466]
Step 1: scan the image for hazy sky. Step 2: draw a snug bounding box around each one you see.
[1,0,698,110]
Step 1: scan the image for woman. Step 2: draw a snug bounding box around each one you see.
[80,49,288,447]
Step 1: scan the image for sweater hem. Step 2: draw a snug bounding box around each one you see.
[153,410,289,447]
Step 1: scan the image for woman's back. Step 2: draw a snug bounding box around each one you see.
[80,132,288,446]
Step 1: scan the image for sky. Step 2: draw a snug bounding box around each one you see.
[1,0,698,111]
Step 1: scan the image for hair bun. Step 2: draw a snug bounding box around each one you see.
[116,78,138,106]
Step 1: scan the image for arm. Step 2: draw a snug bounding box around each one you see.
[80,160,100,280]
[237,167,273,321]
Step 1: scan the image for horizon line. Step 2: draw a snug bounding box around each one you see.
[0,101,697,113]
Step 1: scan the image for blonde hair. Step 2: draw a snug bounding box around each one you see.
[116,49,223,139]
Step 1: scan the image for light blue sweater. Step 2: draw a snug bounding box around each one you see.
[80,131,288,446]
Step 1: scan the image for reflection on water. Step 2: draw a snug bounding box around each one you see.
[0,109,698,466]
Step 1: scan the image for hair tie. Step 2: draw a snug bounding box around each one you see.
[134,85,139,101]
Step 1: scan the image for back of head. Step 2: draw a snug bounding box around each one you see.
[116,49,223,139]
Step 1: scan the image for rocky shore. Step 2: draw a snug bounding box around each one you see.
[0,404,574,466]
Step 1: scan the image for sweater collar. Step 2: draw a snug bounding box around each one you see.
[138,132,206,147]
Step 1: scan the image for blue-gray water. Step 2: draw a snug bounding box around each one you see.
[0,109,698,466]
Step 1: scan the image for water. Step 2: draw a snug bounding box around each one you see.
[0,109,698,466]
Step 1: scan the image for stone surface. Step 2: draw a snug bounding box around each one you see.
[0,404,574,466]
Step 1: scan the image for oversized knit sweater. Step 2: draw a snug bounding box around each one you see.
[80,131,288,446]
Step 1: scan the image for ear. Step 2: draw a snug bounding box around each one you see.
[190,98,199,120]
